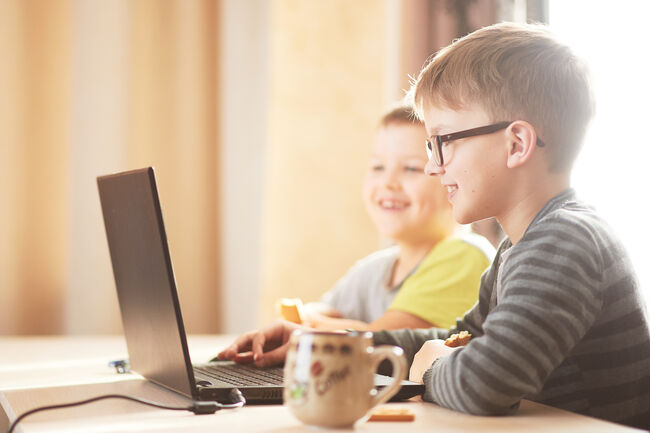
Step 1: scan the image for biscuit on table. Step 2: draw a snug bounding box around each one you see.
[367,407,415,422]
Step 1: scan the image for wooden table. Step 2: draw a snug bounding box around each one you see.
[0,335,642,432]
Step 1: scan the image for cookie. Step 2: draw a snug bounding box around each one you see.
[367,407,415,422]
[444,330,472,347]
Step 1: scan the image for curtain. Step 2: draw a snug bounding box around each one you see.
[0,0,221,335]
[398,0,548,94]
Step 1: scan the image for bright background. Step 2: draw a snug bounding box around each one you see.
[1,1,647,337]
[549,0,650,312]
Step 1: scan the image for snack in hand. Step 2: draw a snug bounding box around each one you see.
[279,298,305,324]
[444,330,472,347]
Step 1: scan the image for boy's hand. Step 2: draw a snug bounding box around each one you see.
[301,303,343,327]
[217,320,303,367]
[301,310,334,328]
[409,339,458,383]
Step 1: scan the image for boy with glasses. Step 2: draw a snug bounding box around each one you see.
[381,22,650,429]
[218,22,650,429]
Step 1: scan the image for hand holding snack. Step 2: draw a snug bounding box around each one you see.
[409,331,472,383]
[409,339,454,383]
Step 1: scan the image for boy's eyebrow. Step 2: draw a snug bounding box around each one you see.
[368,154,428,160]
[426,124,451,136]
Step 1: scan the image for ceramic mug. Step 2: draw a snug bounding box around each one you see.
[283,330,407,428]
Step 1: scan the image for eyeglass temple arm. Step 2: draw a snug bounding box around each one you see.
[440,121,546,147]
[439,121,512,142]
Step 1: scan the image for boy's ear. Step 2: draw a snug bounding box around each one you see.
[505,120,538,169]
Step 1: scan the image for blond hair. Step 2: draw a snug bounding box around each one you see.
[379,104,424,129]
[412,22,595,172]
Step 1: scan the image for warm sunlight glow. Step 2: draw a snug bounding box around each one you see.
[549,2,650,310]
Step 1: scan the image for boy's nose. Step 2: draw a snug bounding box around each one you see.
[383,169,402,189]
[424,159,444,176]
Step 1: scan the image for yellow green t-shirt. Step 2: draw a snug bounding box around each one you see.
[388,233,493,329]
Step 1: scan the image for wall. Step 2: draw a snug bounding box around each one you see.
[258,0,403,325]
[219,0,269,333]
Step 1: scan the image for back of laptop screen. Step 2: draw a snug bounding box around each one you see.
[97,167,197,399]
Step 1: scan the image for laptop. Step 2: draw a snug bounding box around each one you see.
[97,167,425,404]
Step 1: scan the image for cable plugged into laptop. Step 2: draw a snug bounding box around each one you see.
[192,389,246,413]
[6,390,247,433]
[191,401,222,414]
[224,388,247,408]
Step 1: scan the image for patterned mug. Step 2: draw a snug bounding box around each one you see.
[284,330,407,428]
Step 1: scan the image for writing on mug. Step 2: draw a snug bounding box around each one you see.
[315,365,351,396]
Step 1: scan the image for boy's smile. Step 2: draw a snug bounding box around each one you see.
[363,123,451,244]
[422,105,509,226]
[378,197,409,210]
[443,184,458,202]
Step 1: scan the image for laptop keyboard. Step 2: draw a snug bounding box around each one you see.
[194,364,284,387]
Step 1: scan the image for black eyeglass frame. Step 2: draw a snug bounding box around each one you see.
[425,121,545,166]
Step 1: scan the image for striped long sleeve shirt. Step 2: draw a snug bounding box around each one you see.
[373,189,650,429]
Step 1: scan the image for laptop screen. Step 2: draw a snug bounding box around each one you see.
[97,167,198,399]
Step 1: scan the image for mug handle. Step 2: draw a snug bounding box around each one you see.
[367,345,407,407]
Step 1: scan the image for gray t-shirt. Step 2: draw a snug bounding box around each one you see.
[320,246,401,323]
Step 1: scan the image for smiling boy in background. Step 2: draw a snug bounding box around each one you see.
[303,105,493,331]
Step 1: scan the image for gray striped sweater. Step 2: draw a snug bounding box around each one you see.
[374,189,650,429]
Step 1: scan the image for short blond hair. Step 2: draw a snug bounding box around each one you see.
[412,22,595,172]
[379,104,424,128]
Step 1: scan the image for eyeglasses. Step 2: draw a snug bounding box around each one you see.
[425,121,513,166]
